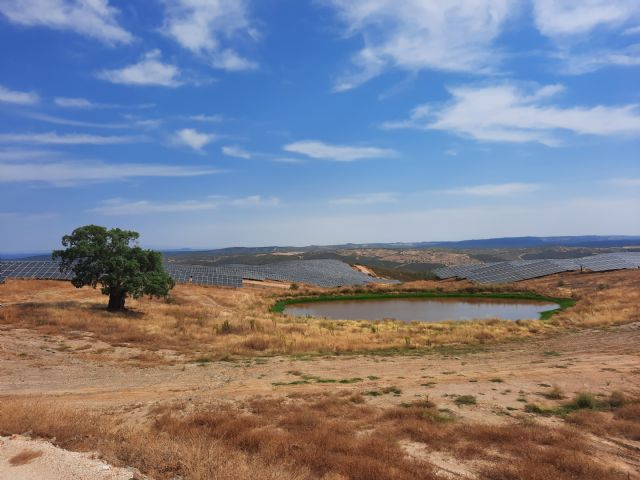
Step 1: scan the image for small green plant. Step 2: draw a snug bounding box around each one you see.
[367,375,380,380]
[454,395,477,406]
[290,282,299,290]
[524,403,556,416]
[489,378,504,383]
[570,392,597,410]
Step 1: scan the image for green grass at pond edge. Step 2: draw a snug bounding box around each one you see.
[271,291,575,320]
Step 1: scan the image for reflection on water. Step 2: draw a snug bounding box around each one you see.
[284,297,559,322]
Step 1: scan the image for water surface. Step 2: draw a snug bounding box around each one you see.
[284,297,558,322]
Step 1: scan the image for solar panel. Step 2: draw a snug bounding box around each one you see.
[433,252,640,284]
[0,261,243,288]
[164,259,399,288]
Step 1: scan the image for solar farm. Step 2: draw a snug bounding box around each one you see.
[0,258,396,289]
[433,252,640,284]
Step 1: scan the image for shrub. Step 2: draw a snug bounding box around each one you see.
[454,395,477,406]
[571,392,597,410]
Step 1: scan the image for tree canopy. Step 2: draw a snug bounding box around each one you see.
[52,225,174,311]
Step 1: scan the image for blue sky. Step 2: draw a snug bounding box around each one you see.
[0,0,639,253]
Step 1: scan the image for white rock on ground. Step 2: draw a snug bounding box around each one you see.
[0,435,142,480]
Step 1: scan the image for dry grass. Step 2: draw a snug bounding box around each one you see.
[8,449,43,466]
[1,392,635,480]
[1,269,639,360]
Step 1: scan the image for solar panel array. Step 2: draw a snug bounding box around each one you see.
[433,252,640,284]
[166,259,398,288]
[0,258,396,288]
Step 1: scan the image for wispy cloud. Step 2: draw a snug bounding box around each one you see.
[174,128,218,151]
[325,0,515,91]
[383,83,640,145]
[22,112,128,129]
[0,84,39,105]
[0,160,220,186]
[330,192,398,206]
[532,0,640,72]
[532,0,640,37]
[189,114,223,122]
[98,50,183,87]
[0,0,133,44]
[554,44,640,74]
[91,195,280,215]
[54,97,155,110]
[0,132,140,145]
[441,183,540,196]
[162,0,258,71]
[222,145,252,159]
[283,140,396,161]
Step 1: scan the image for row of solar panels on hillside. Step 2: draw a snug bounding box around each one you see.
[433,252,640,284]
[165,259,398,288]
[0,259,395,289]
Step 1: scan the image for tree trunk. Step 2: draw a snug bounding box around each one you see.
[107,289,126,311]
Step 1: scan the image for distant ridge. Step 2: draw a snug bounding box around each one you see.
[6,235,640,260]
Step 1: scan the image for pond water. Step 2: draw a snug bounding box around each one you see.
[283,297,559,322]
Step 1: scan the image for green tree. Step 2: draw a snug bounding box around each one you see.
[52,225,174,311]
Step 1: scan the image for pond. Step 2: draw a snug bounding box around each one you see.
[283,297,560,322]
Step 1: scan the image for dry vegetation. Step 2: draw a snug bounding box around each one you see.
[1,270,639,479]
[1,391,638,480]
[1,269,639,360]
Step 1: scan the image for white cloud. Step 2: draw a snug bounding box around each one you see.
[222,145,252,159]
[330,192,398,206]
[283,140,395,162]
[174,128,217,151]
[23,112,128,129]
[532,0,640,37]
[0,149,59,161]
[162,0,258,71]
[441,183,540,196]
[555,44,640,74]
[228,195,280,207]
[325,0,516,91]
[54,97,94,108]
[384,83,640,145]
[0,160,220,185]
[54,97,156,109]
[0,84,39,105]
[532,1,640,73]
[0,0,132,44]
[190,114,223,122]
[91,195,280,215]
[0,132,139,145]
[98,50,183,87]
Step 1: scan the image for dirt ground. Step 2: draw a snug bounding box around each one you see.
[0,271,639,479]
[0,435,138,480]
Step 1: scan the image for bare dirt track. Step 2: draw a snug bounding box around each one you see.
[1,271,639,479]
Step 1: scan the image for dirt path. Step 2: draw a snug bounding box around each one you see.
[2,322,639,421]
[0,435,139,480]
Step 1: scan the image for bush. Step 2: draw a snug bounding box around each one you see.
[572,392,597,410]
[454,395,477,406]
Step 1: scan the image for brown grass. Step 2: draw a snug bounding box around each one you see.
[1,392,635,479]
[1,269,639,360]
[8,449,43,466]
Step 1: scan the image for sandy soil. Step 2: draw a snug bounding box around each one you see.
[1,320,639,418]
[0,435,141,480]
